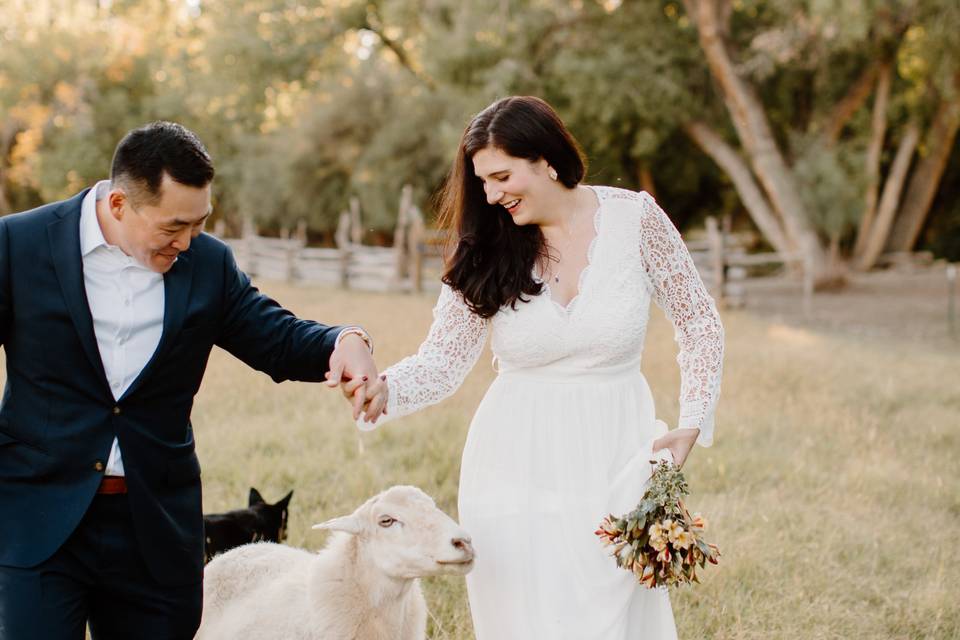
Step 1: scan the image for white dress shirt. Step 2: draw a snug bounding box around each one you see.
[79,182,372,477]
[80,181,165,476]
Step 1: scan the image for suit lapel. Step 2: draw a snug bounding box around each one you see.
[120,250,195,400]
[47,193,111,393]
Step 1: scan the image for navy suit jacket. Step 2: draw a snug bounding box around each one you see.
[0,190,342,586]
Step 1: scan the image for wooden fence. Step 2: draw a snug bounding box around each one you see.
[222,188,445,293]
[219,198,809,309]
[686,216,812,311]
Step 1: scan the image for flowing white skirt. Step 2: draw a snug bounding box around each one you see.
[458,360,677,640]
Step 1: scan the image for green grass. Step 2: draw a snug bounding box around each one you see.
[10,281,958,638]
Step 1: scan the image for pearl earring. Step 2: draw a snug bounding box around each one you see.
[548,168,558,181]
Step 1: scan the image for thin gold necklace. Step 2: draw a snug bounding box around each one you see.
[551,207,580,283]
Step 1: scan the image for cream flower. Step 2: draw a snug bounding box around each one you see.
[649,533,667,552]
[666,520,685,544]
[673,530,695,550]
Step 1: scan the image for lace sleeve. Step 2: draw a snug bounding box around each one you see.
[636,192,724,446]
[358,283,489,431]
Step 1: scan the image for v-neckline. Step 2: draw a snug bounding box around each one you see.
[536,185,603,314]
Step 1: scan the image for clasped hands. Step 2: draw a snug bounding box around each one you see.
[325,333,389,424]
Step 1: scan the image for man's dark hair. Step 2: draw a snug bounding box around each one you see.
[110,121,215,205]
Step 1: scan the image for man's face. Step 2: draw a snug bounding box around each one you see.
[113,174,212,273]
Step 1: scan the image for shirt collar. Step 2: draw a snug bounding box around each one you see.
[79,180,112,257]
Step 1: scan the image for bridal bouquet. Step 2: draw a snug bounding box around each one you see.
[596,460,720,588]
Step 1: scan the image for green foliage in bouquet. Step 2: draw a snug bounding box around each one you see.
[596,460,720,589]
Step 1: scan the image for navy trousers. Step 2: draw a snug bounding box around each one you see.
[0,493,202,640]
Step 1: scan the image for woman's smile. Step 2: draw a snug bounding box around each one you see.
[503,198,521,215]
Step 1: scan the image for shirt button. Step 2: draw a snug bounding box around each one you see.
[94,461,105,472]
[112,406,122,415]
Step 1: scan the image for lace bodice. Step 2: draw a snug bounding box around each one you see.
[364,187,724,446]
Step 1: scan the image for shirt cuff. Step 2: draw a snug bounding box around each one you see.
[336,326,373,354]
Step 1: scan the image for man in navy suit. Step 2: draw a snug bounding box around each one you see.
[0,122,386,639]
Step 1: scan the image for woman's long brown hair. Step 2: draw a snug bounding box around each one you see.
[436,96,587,319]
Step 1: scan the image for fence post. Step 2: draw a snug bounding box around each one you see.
[705,216,725,303]
[285,243,298,283]
[349,197,362,246]
[408,205,425,293]
[294,219,307,245]
[335,211,352,289]
[242,216,257,278]
[947,264,957,338]
[392,185,413,289]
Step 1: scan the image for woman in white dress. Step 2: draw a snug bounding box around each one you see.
[353,96,723,639]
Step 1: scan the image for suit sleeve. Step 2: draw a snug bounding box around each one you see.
[215,244,342,382]
[0,219,10,348]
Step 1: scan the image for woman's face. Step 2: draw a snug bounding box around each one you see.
[472,146,552,226]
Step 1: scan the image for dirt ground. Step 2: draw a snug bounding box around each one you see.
[733,263,960,351]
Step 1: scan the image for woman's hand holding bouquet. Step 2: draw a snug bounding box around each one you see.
[596,456,720,589]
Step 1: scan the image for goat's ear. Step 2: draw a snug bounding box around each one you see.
[312,515,362,535]
[249,488,265,506]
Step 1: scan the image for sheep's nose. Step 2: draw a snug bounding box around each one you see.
[452,536,474,559]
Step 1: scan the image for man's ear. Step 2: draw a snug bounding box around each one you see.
[107,189,126,222]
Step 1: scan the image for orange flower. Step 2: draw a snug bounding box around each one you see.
[707,543,720,564]
[640,564,656,588]
[656,546,671,563]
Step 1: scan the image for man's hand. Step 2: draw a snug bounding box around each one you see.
[652,427,700,468]
[324,334,378,420]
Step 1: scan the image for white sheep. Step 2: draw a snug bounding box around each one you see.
[195,485,474,640]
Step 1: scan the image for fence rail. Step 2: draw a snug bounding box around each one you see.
[220,207,807,309]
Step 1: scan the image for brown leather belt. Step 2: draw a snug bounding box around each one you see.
[97,475,128,495]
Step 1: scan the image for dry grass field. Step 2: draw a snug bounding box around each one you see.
[9,279,958,638]
[194,280,958,639]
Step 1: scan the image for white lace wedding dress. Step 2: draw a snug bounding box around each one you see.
[361,187,724,639]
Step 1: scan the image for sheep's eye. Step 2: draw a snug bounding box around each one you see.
[378,516,396,528]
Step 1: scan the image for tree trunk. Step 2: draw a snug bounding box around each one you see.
[687,0,830,281]
[0,120,19,215]
[852,62,892,262]
[884,94,960,252]
[684,121,793,257]
[0,178,10,215]
[858,123,920,270]
[638,161,656,199]
[822,60,882,147]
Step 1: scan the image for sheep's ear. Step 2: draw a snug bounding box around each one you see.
[312,515,362,535]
